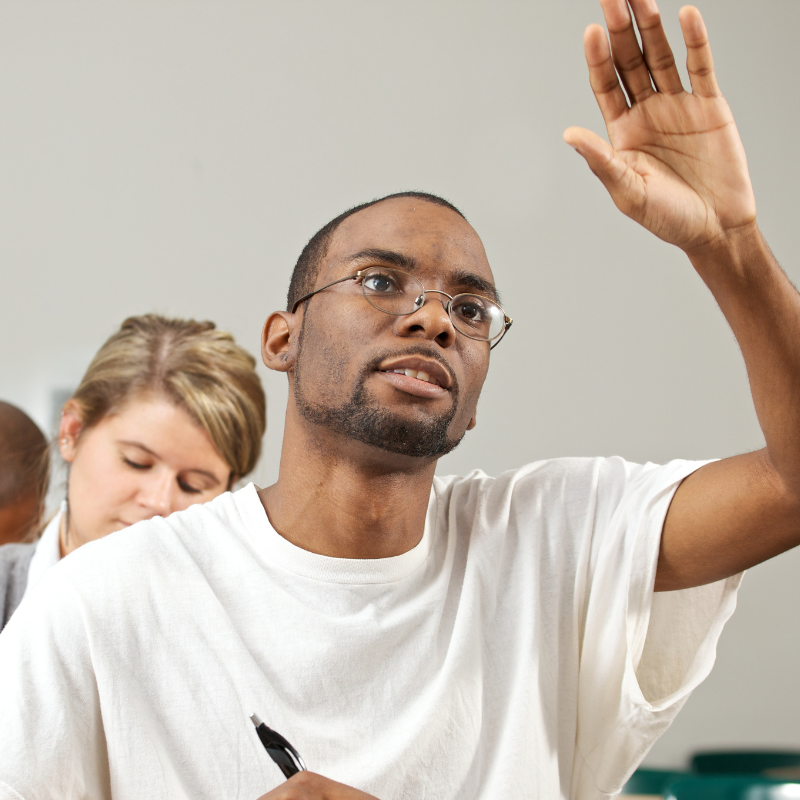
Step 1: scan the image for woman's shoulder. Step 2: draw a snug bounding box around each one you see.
[0,541,37,578]
[0,541,37,628]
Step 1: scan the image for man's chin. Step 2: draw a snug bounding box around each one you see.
[299,398,463,460]
[294,353,463,460]
[352,420,465,460]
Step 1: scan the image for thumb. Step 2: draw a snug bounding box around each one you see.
[563,127,642,216]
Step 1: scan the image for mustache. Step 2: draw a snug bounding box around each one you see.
[364,345,459,396]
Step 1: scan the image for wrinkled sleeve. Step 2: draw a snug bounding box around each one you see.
[0,571,110,800]
[571,458,741,800]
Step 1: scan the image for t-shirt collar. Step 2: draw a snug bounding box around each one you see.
[233,483,437,585]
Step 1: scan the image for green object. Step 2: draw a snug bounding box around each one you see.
[665,776,800,800]
[692,753,800,776]
[622,769,689,795]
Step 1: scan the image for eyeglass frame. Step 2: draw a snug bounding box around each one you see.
[291,267,513,350]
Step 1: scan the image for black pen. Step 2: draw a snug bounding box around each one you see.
[250,713,307,779]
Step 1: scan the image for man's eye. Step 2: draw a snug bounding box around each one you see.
[454,301,488,323]
[123,458,149,470]
[363,273,400,293]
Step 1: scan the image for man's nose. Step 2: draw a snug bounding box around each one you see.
[394,292,457,347]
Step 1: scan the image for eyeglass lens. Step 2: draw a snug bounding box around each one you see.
[360,268,506,341]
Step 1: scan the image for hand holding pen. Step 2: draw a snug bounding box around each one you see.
[250,714,306,778]
[250,713,380,800]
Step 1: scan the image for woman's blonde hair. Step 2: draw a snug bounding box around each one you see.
[69,314,266,482]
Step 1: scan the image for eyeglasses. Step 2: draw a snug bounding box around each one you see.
[291,267,513,349]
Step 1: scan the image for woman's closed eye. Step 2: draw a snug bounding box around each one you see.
[178,478,203,495]
[123,454,211,495]
[123,457,151,470]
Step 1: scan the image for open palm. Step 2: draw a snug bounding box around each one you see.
[565,0,756,254]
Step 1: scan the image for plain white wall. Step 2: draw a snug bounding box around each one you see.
[0,0,798,768]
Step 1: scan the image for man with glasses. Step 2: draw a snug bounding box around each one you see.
[1,2,800,800]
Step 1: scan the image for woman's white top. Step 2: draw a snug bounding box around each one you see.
[24,505,63,598]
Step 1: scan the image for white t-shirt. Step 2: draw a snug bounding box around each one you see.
[0,458,741,800]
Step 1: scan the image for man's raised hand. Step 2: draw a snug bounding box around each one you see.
[257,772,380,800]
[564,0,756,255]
[563,2,800,592]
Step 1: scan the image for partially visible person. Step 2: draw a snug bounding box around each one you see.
[0,401,49,546]
[0,313,266,630]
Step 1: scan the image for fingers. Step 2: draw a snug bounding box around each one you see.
[581,2,721,132]
[599,0,654,104]
[629,0,684,94]
[563,127,643,218]
[598,0,686,102]
[256,772,380,799]
[563,127,629,189]
[563,127,626,182]
[679,5,721,97]
[584,25,629,125]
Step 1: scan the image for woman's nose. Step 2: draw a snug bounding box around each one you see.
[139,471,175,516]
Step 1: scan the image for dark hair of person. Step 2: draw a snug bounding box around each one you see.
[286,191,466,312]
[0,402,50,529]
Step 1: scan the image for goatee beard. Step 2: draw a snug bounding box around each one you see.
[294,342,464,460]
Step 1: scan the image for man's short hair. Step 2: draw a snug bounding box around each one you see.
[0,401,49,509]
[286,191,466,312]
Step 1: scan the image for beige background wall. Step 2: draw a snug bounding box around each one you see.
[1,0,798,768]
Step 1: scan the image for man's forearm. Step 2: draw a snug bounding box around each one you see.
[688,223,800,495]
[653,226,800,591]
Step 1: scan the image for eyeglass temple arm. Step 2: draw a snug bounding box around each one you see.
[489,316,513,350]
[290,273,363,314]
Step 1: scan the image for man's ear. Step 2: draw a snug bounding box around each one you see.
[262,311,298,373]
[58,401,84,463]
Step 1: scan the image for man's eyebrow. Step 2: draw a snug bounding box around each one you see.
[118,441,222,484]
[343,249,501,304]
[343,248,417,271]
[450,270,501,304]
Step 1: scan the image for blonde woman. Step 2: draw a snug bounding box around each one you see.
[0,314,266,629]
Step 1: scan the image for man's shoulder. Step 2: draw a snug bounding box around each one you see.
[133,482,254,541]
[54,485,255,588]
[434,456,633,499]
[5,487,265,642]
[431,455,686,533]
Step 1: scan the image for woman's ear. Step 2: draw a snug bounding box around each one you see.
[261,311,297,373]
[58,401,84,463]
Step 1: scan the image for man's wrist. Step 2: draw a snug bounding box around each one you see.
[684,220,769,285]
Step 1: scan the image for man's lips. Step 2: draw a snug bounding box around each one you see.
[375,356,453,399]
[376,357,452,389]
[377,371,449,399]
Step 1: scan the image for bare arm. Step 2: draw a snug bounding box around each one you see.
[564,0,800,590]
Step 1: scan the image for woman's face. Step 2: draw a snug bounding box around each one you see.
[58,395,232,554]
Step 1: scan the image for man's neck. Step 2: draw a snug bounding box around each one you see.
[257,406,438,559]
